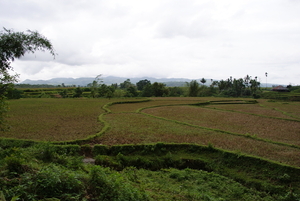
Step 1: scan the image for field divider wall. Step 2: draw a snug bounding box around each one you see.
[259,104,300,120]
[204,105,300,122]
[137,104,300,150]
[51,99,151,144]
[91,143,300,195]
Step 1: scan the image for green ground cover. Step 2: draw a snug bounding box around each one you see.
[1,142,299,200]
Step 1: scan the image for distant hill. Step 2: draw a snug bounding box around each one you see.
[20,76,281,88]
[20,76,198,87]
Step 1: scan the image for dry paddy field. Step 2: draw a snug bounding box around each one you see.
[142,106,300,146]
[2,98,113,141]
[101,97,300,167]
[2,97,300,167]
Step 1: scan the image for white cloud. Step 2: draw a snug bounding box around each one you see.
[1,0,300,85]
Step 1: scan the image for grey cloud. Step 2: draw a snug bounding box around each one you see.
[1,0,300,85]
[156,16,218,38]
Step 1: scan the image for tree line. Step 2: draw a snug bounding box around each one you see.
[21,75,260,99]
[7,75,265,99]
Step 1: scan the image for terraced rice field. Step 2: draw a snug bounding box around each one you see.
[3,97,300,167]
[142,106,300,146]
[3,98,112,141]
[102,98,300,167]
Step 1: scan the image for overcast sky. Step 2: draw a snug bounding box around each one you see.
[1,0,300,85]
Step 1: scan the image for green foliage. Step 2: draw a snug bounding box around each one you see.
[88,74,103,98]
[152,82,169,97]
[95,155,121,169]
[59,89,68,98]
[140,83,153,97]
[215,75,261,98]
[73,87,83,98]
[200,77,206,85]
[119,79,134,89]
[98,84,112,97]
[136,79,151,91]
[198,85,215,97]
[35,144,81,165]
[88,166,148,200]
[132,168,276,200]
[125,86,138,97]
[80,144,92,156]
[0,142,300,200]
[187,80,199,97]
[0,100,9,131]
[6,88,23,99]
[0,28,55,129]
[21,164,84,200]
[4,155,25,175]
[93,145,109,155]
[168,86,185,97]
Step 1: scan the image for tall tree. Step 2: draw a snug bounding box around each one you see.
[200,78,206,85]
[265,72,268,89]
[125,86,138,97]
[250,76,261,96]
[136,79,151,91]
[90,74,103,98]
[0,28,55,130]
[120,79,133,89]
[152,82,168,97]
[141,83,153,97]
[244,75,251,88]
[188,80,199,97]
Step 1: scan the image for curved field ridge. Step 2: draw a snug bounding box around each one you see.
[142,106,300,146]
[260,100,300,119]
[3,99,108,142]
[101,98,300,167]
[3,98,300,167]
[3,98,147,143]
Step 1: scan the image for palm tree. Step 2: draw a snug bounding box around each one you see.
[265,72,268,89]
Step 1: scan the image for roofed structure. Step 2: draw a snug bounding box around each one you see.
[271,85,289,92]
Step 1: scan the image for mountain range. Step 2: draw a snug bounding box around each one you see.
[21,76,196,87]
[20,76,280,87]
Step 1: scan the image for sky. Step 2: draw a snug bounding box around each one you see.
[1,0,300,85]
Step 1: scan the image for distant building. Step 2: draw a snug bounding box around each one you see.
[271,85,289,92]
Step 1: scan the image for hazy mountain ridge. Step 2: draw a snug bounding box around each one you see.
[21,76,196,87]
[20,76,280,87]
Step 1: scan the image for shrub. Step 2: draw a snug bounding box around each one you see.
[95,155,121,170]
[4,155,25,175]
[32,165,85,200]
[87,166,148,201]
[36,143,56,162]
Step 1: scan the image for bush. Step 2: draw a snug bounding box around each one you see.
[32,165,85,200]
[4,155,25,175]
[88,166,148,201]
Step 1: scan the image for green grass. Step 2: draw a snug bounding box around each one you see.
[2,142,299,200]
